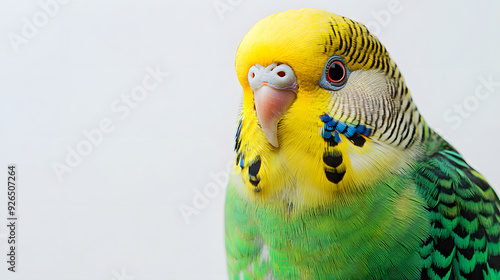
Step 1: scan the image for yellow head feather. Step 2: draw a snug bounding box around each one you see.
[233,8,429,206]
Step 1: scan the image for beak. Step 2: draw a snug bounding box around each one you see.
[253,86,296,147]
[248,63,298,148]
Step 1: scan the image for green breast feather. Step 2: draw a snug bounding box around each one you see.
[225,141,500,279]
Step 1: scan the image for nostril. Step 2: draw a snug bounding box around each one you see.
[248,63,297,92]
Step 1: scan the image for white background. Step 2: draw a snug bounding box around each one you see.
[0,1,499,279]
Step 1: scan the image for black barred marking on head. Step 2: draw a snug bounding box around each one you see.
[321,15,431,150]
[323,15,394,74]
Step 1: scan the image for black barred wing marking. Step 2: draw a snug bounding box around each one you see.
[416,150,500,280]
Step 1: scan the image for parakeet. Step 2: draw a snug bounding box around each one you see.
[225,8,500,280]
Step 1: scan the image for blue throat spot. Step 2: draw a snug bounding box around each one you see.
[319,114,372,144]
[239,153,245,168]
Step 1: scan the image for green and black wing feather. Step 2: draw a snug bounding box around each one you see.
[416,147,500,279]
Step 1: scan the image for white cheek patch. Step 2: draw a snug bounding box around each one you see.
[327,69,393,128]
[320,69,423,188]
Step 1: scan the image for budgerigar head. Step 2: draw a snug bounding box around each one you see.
[234,8,429,205]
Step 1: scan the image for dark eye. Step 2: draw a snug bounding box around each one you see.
[319,55,350,91]
[327,61,346,83]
